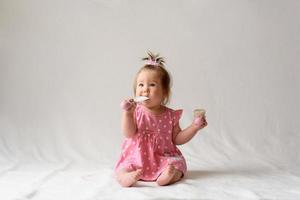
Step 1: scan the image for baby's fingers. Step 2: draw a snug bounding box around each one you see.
[202,117,208,127]
[128,101,137,111]
[193,116,207,129]
[120,99,135,111]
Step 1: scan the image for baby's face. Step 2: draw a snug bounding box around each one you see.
[135,70,165,109]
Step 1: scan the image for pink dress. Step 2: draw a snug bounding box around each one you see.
[115,104,187,181]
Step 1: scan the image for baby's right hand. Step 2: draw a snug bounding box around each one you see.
[120,98,136,113]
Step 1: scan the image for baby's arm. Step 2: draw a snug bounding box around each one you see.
[173,116,207,145]
[121,99,137,138]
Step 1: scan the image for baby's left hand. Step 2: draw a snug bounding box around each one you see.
[193,115,208,130]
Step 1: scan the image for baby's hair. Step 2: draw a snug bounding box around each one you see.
[133,51,172,105]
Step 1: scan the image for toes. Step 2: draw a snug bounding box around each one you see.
[167,165,175,174]
[156,165,177,186]
[117,169,142,187]
[134,169,142,179]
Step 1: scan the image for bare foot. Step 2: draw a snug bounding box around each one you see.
[156,165,176,186]
[117,169,142,187]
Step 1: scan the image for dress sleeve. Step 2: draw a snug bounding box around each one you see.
[172,109,183,127]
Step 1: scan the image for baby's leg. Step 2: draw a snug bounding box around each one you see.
[116,168,142,187]
[156,165,182,186]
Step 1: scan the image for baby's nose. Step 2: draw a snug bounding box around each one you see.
[143,87,149,92]
[142,89,149,95]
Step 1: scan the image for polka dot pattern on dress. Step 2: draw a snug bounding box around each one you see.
[114,105,187,181]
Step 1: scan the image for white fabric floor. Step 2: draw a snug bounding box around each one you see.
[1,155,300,199]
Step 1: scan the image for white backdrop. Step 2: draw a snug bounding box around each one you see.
[1,0,300,199]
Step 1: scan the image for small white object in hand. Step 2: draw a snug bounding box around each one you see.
[194,109,206,117]
[134,96,150,102]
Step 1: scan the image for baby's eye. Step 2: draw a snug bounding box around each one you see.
[138,83,144,87]
[149,83,156,87]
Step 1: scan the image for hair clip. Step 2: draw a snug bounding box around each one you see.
[142,51,165,67]
[146,60,160,66]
